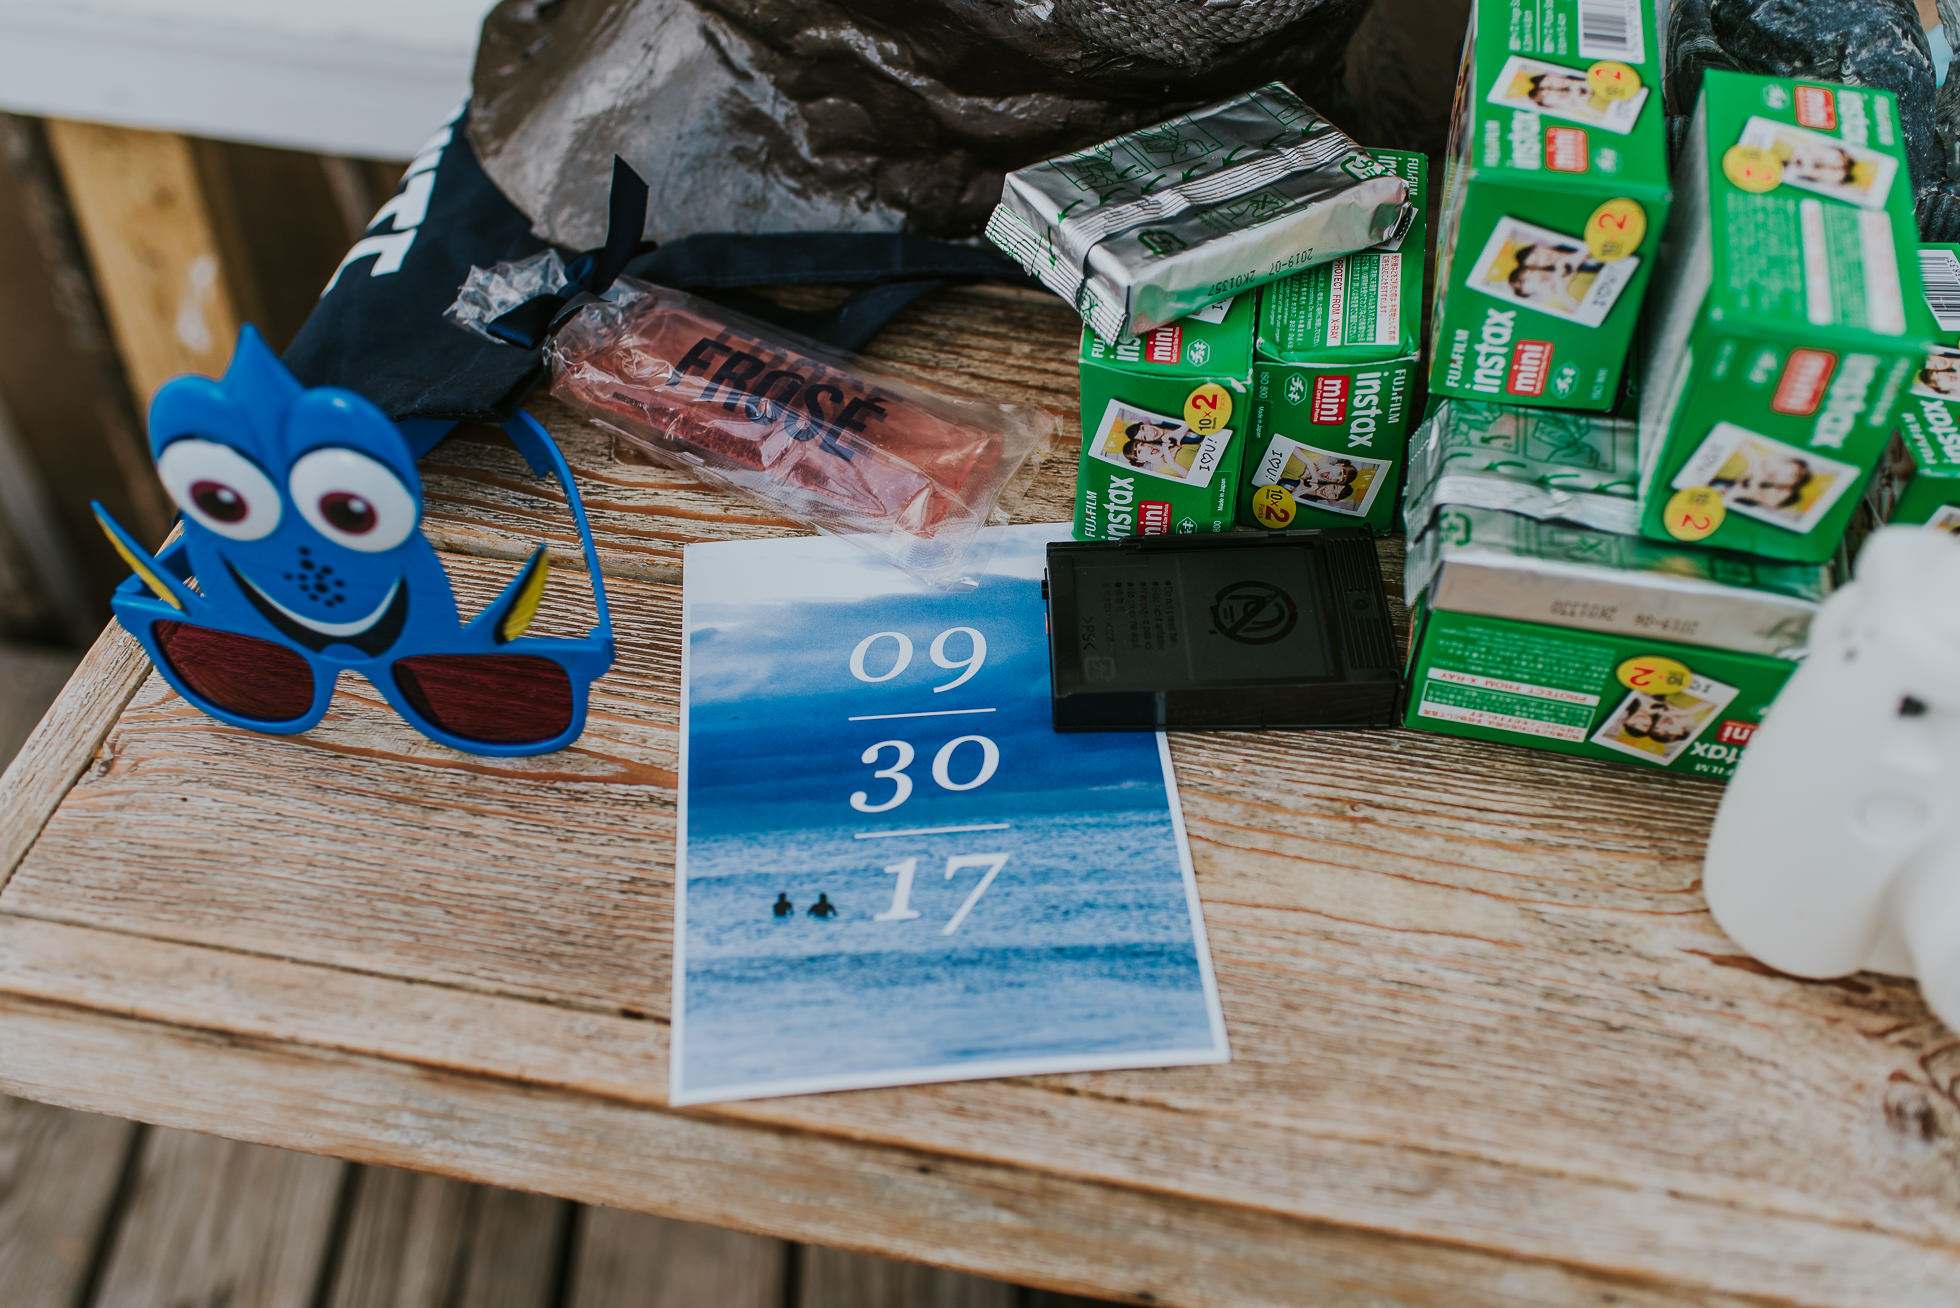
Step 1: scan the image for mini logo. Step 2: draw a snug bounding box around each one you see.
[1507,341,1553,396]
[1546,127,1588,172]
[1716,719,1758,747]
[1284,374,1307,405]
[1795,86,1836,130]
[1185,339,1211,366]
[1773,349,1838,415]
[1311,375,1350,424]
[1139,500,1172,534]
[1144,326,1182,365]
[1210,581,1298,645]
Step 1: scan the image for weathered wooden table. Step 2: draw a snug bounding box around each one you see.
[3,285,1956,1308]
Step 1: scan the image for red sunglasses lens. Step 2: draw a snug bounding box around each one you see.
[392,654,576,745]
[154,621,316,722]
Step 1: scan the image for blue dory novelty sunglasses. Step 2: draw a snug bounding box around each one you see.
[94,327,614,756]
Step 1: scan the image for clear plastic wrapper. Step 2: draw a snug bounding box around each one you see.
[1404,504,1829,658]
[1402,401,1643,538]
[445,249,571,342]
[987,83,1412,342]
[545,278,1056,583]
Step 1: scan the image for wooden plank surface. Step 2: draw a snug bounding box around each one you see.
[324,1167,568,1308]
[1,283,1957,1307]
[0,114,171,602]
[798,1245,1020,1308]
[0,995,1779,1308]
[0,1096,137,1308]
[90,1126,347,1308]
[566,1207,787,1308]
[44,120,242,405]
[0,644,78,767]
[0,622,149,889]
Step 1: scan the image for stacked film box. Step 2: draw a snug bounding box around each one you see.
[1635,71,1935,563]
[1400,404,1830,777]
[1869,244,1960,533]
[1429,0,1670,411]
[1241,149,1427,534]
[1073,293,1256,539]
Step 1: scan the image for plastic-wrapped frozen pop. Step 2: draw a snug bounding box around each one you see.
[546,279,1055,582]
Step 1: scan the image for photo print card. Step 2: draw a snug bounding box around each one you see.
[1249,433,1391,519]
[1089,398,1231,489]
[1737,116,1898,210]
[1467,217,1639,327]
[673,523,1229,1105]
[1670,421,1860,534]
[1929,504,1960,535]
[1487,55,1648,134]
[1590,674,1739,766]
[1912,345,1960,403]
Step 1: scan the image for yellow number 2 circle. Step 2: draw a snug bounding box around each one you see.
[1616,654,1692,696]
[1250,485,1296,528]
[1585,198,1647,262]
[1664,486,1727,541]
[1723,144,1783,193]
[1184,382,1234,436]
[1587,61,1642,102]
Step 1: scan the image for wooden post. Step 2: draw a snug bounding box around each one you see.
[43,121,243,405]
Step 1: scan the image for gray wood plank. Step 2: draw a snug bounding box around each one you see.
[89,1126,346,1308]
[566,1206,787,1308]
[466,1184,572,1308]
[798,1244,1021,1308]
[0,643,78,768]
[0,1096,137,1308]
[325,1166,568,1308]
[0,114,168,611]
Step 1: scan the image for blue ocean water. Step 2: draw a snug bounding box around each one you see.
[676,529,1224,1100]
[683,809,1214,1091]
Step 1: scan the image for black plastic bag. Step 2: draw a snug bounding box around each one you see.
[1664,0,1957,238]
[467,0,1377,248]
[284,106,552,422]
[286,132,1028,424]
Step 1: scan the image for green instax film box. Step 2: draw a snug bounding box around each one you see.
[1402,505,1825,777]
[1405,604,1796,778]
[1242,149,1427,534]
[1428,0,1670,411]
[1872,243,1960,532]
[1075,293,1256,539]
[1636,71,1935,563]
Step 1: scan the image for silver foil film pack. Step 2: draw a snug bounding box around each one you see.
[1403,401,1644,537]
[1404,505,1829,659]
[987,83,1413,342]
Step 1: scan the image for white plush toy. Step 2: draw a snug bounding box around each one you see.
[1703,526,1960,1028]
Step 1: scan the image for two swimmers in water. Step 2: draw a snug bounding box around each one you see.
[773,892,837,918]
